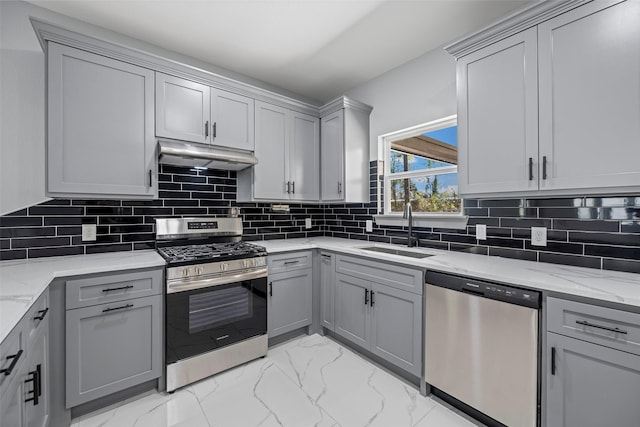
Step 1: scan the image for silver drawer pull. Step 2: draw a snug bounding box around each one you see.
[216,335,229,341]
[102,285,134,292]
[576,320,627,335]
[283,260,300,265]
[102,303,134,313]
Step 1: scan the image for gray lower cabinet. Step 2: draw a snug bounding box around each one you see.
[0,289,50,427]
[319,253,335,331]
[47,42,157,199]
[64,268,163,409]
[65,294,162,407]
[24,327,49,427]
[268,269,313,338]
[546,297,640,427]
[546,332,640,427]
[334,263,423,377]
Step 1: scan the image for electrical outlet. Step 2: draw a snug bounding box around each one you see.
[365,220,373,233]
[531,227,547,246]
[82,224,97,242]
[305,218,312,229]
[476,224,487,240]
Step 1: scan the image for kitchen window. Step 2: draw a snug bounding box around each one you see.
[375,115,468,229]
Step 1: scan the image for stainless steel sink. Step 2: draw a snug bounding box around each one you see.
[360,246,434,259]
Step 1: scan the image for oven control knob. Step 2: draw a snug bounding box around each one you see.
[195,266,203,275]
[220,263,229,272]
[182,268,190,277]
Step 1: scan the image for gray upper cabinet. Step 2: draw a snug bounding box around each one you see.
[156,73,210,144]
[289,112,320,201]
[238,101,319,202]
[320,98,372,203]
[47,43,157,199]
[457,28,538,196]
[156,73,255,151]
[538,0,640,193]
[248,101,289,200]
[450,0,640,197]
[320,110,345,201]
[210,88,255,151]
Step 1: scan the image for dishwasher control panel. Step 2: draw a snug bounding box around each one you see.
[426,271,541,309]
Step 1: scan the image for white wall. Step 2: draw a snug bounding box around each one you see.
[345,47,456,161]
[0,0,317,216]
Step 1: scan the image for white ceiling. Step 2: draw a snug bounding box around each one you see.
[29,0,534,103]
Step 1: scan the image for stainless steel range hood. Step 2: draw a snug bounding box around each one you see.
[158,139,258,171]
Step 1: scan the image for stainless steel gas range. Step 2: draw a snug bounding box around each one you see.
[155,217,268,392]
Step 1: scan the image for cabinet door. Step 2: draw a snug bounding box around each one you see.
[319,253,335,331]
[546,332,640,427]
[0,375,24,427]
[268,269,312,338]
[210,88,254,151]
[47,43,156,198]
[538,0,640,193]
[457,27,538,196]
[253,101,288,200]
[65,294,162,407]
[320,110,345,201]
[334,274,370,349]
[156,73,210,144]
[370,283,422,376]
[24,329,49,427]
[289,112,320,201]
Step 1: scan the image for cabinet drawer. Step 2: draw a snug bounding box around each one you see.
[267,251,312,273]
[25,289,50,344]
[547,297,640,356]
[336,255,423,295]
[66,269,163,309]
[0,324,24,398]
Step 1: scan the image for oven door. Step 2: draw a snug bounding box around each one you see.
[166,272,267,365]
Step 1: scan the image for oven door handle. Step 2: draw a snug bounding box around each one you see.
[167,267,268,294]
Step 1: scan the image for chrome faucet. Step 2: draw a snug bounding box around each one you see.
[403,204,417,247]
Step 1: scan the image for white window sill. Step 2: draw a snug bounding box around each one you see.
[373,214,468,230]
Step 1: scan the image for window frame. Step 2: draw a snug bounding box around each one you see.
[381,115,462,217]
[374,114,469,230]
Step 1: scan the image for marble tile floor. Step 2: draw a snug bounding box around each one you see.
[71,334,482,427]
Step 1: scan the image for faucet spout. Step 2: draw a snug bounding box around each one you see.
[403,204,417,247]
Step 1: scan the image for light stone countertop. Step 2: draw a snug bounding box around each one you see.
[2,237,639,345]
[0,250,165,344]
[254,237,640,310]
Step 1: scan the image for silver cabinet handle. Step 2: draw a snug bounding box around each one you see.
[148,170,153,187]
[205,120,209,138]
[213,122,217,138]
[292,181,295,194]
[286,181,291,194]
[542,156,548,180]
[528,157,533,181]
[284,260,299,265]
[338,181,342,194]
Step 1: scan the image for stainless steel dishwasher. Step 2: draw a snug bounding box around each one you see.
[425,271,541,427]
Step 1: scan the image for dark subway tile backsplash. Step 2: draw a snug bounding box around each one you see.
[0,162,638,276]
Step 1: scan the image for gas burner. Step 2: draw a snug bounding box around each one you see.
[157,241,266,265]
